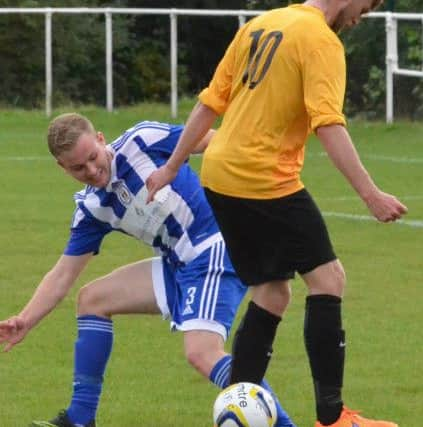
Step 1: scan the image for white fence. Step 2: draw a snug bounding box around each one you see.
[383,12,423,122]
[0,8,422,122]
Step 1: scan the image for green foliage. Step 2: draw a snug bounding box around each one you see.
[393,0,423,12]
[0,7,44,107]
[0,1,422,117]
[337,2,423,120]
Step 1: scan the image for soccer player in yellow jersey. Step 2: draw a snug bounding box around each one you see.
[147,1,408,426]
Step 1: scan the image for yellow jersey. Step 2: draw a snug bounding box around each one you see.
[200,4,347,199]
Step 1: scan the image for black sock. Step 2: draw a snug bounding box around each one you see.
[304,294,345,425]
[230,301,281,384]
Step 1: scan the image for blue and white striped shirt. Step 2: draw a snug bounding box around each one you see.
[65,121,221,265]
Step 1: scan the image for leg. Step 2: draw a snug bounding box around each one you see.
[173,239,295,426]
[67,258,161,426]
[184,330,226,377]
[301,259,346,426]
[230,279,291,384]
[77,257,161,317]
[184,330,296,427]
[203,190,293,385]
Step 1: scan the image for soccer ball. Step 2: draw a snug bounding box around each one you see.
[213,382,277,427]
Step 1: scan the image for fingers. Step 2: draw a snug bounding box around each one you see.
[145,169,162,204]
[146,165,176,204]
[0,317,25,352]
[397,201,408,215]
[145,177,156,204]
[378,209,403,223]
[0,318,18,336]
[371,193,408,223]
[3,342,15,353]
[389,198,408,221]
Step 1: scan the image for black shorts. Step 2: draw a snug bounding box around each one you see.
[205,188,337,287]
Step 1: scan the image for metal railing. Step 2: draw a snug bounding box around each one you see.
[0,8,422,122]
[382,12,423,123]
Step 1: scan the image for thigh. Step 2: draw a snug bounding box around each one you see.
[282,189,337,275]
[80,258,161,316]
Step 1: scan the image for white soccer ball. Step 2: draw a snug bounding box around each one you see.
[213,382,277,427]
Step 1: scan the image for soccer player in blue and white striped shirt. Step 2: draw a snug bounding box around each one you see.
[0,113,296,427]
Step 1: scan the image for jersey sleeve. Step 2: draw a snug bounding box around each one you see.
[131,123,185,160]
[198,30,241,115]
[303,43,347,130]
[64,207,111,256]
[149,124,184,156]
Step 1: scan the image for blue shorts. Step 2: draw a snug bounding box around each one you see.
[152,239,247,341]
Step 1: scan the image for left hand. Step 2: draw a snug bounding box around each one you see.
[364,189,408,222]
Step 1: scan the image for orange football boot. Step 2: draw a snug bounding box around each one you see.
[315,407,398,427]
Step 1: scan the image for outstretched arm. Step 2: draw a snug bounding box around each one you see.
[146,102,218,202]
[316,124,408,222]
[0,253,92,352]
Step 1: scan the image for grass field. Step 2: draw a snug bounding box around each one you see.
[0,102,422,427]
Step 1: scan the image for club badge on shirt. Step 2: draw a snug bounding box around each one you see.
[112,181,133,206]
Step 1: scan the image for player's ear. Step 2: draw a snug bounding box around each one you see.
[97,131,106,145]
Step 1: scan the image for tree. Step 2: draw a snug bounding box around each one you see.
[0,0,421,118]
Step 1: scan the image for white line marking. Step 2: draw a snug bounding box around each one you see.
[308,152,423,164]
[363,154,423,164]
[319,195,423,201]
[0,156,50,161]
[3,152,423,164]
[323,211,423,228]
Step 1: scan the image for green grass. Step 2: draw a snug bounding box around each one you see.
[0,104,422,426]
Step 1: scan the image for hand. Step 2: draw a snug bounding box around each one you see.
[146,164,178,203]
[0,316,29,352]
[364,190,408,222]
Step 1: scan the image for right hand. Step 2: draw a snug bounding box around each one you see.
[146,164,178,204]
[0,316,29,352]
[364,190,408,222]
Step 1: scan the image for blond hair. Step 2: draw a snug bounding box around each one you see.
[47,113,96,157]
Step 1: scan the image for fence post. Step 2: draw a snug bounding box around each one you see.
[45,9,53,117]
[170,10,178,119]
[238,14,246,27]
[105,10,113,112]
[421,17,423,73]
[385,13,397,124]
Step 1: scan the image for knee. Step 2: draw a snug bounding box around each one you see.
[304,259,346,297]
[270,284,292,314]
[323,260,346,296]
[77,282,107,317]
[185,346,210,376]
[253,281,292,316]
[278,282,292,306]
[332,260,346,293]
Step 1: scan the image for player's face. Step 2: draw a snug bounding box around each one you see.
[57,132,112,188]
[332,0,383,32]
